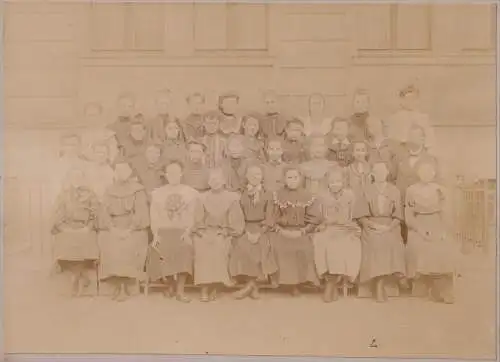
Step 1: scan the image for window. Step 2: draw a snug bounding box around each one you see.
[90,3,165,52]
[458,4,495,51]
[355,4,432,52]
[193,3,268,51]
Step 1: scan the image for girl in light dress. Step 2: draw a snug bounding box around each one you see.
[302,93,334,137]
[148,161,199,302]
[313,166,369,302]
[51,168,100,297]
[300,137,337,196]
[192,168,245,302]
[405,160,457,304]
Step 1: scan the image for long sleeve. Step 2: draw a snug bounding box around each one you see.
[352,191,370,220]
[404,187,418,230]
[391,187,404,221]
[132,190,150,230]
[88,193,101,230]
[50,193,67,234]
[264,194,278,229]
[98,195,113,230]
[227,199,245,236]
[304,199,323,233]
[192,198,206,232]
[149,191,162,234]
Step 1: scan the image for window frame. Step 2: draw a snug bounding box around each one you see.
[192,2,270,56]
[353,3,495,65]
[86,2,166,55]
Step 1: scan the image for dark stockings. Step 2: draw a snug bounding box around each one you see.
[233,277,259,300]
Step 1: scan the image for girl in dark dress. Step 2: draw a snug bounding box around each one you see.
[121,114,150,164]
[183,92,206,140]
[133,145,165,202]
[161,118,187,165]
[265,166,321,296]
[260,90,287,140]
[182,140,210,192]
[218,92,243,136]
[229,165,275,300]
[241,113,266,162]
[326,117,353,167]
[108,92,137,149]
[282,119,307,164]
[147,89,179,145]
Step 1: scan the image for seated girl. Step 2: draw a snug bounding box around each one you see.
[405,160,457,304]
[51,168,100,297]
[358,161,406,303]
[98,161,150,302]
[265,166,321,296]
[147,161,200,303]
[191,168,245,302]
[229,165,276,300]
[313,167,368,302]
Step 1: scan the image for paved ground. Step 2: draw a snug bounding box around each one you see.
[3,247,497,358]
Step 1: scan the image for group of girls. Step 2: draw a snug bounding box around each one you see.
[50,86,458,304]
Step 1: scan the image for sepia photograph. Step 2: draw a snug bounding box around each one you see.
[2,0,498,360]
